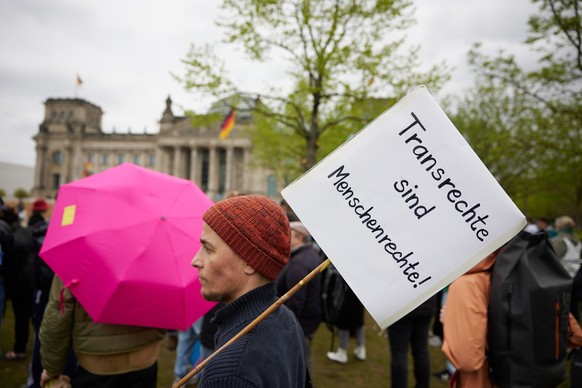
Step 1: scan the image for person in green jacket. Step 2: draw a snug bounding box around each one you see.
[39,276,166,387]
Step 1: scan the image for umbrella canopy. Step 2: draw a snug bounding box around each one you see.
[40,162,216,330]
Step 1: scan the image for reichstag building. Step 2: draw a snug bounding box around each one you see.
[31,96,276,200]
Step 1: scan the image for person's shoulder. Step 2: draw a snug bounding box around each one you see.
[451,270,490,291]
[257,304,304,338]
[295,245,322,264]
[13,225,34,241]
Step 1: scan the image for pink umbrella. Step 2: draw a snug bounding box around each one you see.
[40,163,215,330]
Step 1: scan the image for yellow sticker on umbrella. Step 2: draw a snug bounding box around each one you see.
[61,205,76,226]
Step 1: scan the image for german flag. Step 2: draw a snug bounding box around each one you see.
[219,110,235,140]
[82,160,92,177]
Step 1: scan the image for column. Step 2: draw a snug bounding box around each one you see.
[62,146,72,184]
[154,146,163,172]
[226,144,234,191]
[208,146,218,199]
[33,145,47,194]
[173,146,182,178]
[241,147,250,193]
[189,148,198,183]
[163,147,172,174]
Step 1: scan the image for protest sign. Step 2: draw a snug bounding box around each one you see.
[282,86,525,329]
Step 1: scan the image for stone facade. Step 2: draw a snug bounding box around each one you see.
[32,97,277,200]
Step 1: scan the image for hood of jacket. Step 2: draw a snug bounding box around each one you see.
[465,251,497,275]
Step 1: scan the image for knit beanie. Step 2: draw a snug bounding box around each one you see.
[203,195,291,280]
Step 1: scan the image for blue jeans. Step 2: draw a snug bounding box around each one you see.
[174,317,203,378]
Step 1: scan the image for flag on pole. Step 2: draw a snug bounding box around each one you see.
[219,110,235,140]
[82,160,92,177]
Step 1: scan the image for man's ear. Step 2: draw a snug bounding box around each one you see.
[243,264,256,275]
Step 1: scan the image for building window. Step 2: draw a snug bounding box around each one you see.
[102,153,109,165]
[52,151,63,165]
[87,152,93,162]
[117,153,125,164]
[133,154,140,165]
[52,174,61,190]
[200,148,210,192]
[147,153,155,167]
[267,175,277,197]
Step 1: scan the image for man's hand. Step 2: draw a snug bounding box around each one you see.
[40,369,66,388]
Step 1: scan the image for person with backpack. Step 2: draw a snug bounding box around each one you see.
[325,274,367,365]
[445,230,581,388]
[441,251,498,387]
[551,215,582,319]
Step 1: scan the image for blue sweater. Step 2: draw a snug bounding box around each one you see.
[198,283,308,388]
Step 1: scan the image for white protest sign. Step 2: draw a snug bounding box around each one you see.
[282,86,525,329]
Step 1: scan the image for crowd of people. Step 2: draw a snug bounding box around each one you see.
[1,193,582,387]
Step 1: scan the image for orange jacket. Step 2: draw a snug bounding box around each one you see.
[569,313,582,348]
[442,254,496,388]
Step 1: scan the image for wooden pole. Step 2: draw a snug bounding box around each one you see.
[173,258,331,388]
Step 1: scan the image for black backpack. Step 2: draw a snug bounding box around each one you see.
[321,264,348,329]
[320,264,349,351]
[488,230,572,388]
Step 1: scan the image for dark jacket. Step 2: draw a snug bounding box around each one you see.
[0,219,14,270]
[4,225,36,297]
[199,283,307,387]
[30,220,54,292]
[406,294,438,318]
[336,285,365,331]
[275,244,323,337]
[28,212,45,228]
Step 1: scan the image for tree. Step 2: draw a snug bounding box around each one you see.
[454,0,582,220]
[451,72,540,200]
[13,188,29,199]
[178,0,450,178]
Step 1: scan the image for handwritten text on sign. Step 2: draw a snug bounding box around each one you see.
[395,112,490,241]
[282,86,525,329]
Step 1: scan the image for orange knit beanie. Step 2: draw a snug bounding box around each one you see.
[203,195,291,280]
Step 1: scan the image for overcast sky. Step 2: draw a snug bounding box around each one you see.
[0,0,538,167]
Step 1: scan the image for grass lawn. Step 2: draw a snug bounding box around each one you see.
[0,301,448,388]
[0,300,572,387]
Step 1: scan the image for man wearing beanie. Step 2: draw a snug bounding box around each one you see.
[192,194,309,387]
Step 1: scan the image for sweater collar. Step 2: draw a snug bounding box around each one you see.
[213,282,276,332]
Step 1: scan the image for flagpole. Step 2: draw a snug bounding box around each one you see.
[75,74,83,98]
[173,258,332,388]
